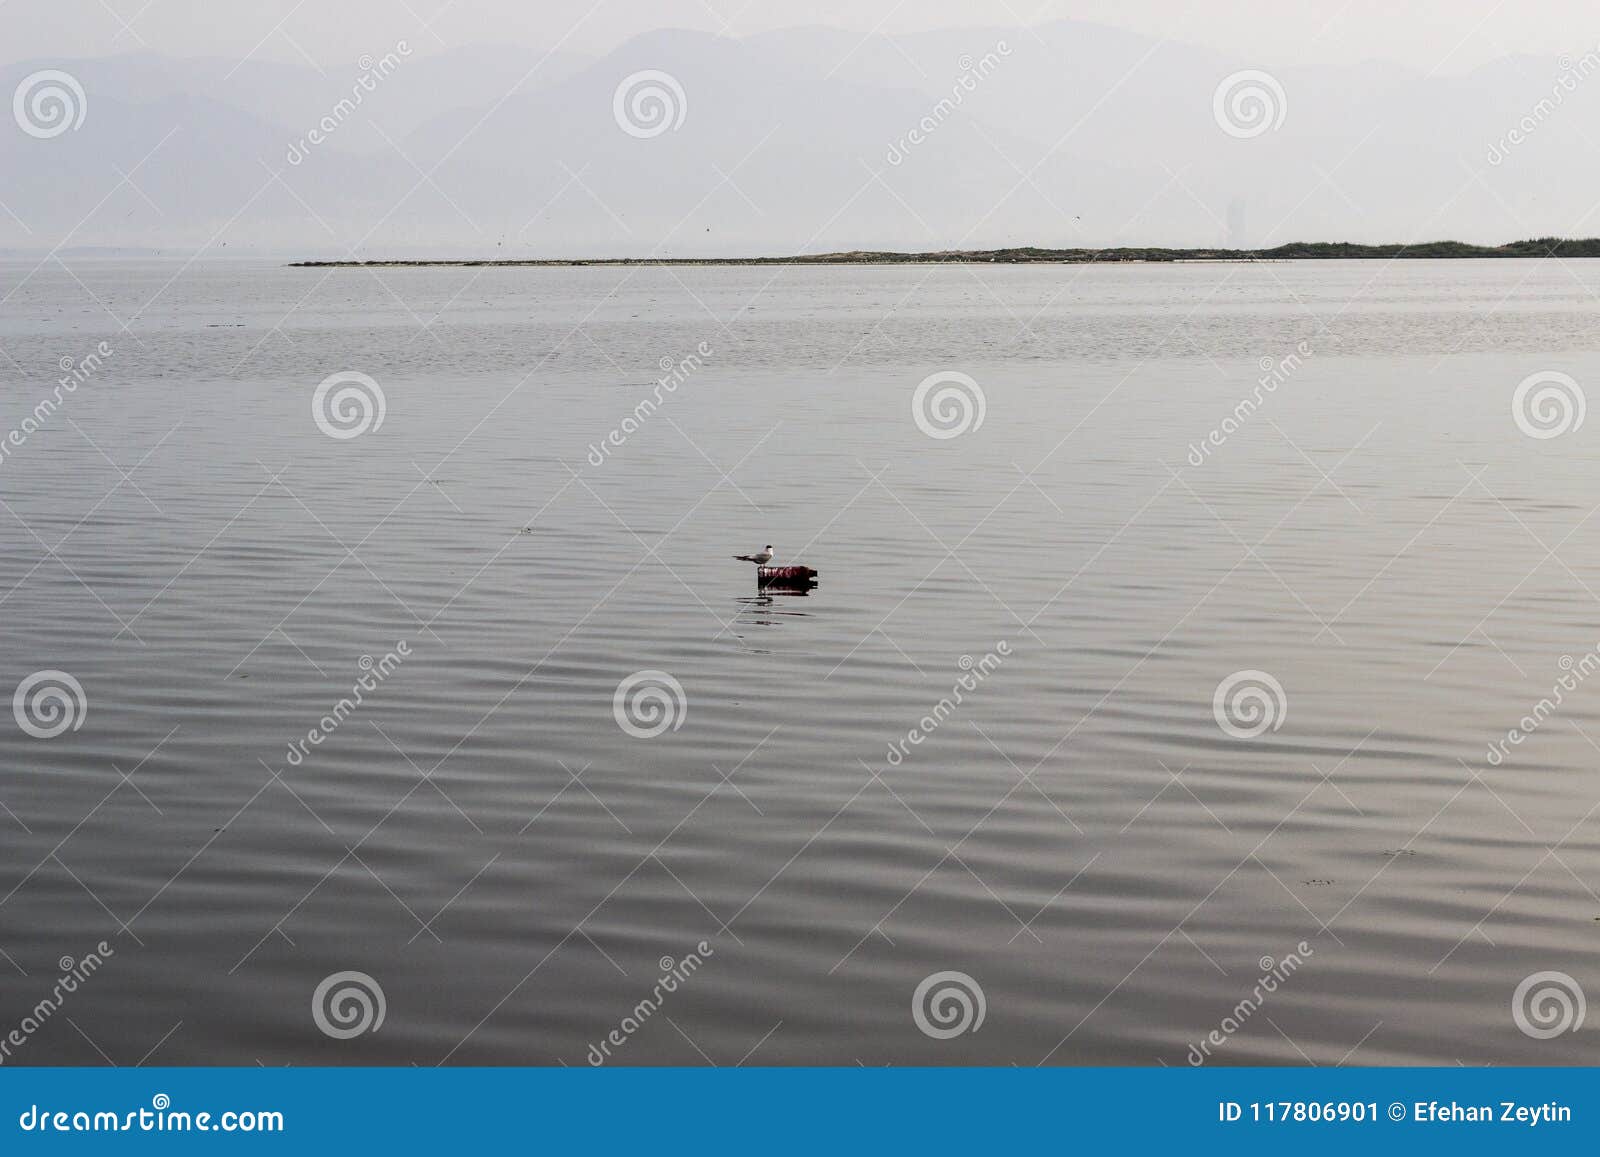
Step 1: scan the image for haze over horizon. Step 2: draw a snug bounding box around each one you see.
[4,1,1600,257]
[7,0,1600,74]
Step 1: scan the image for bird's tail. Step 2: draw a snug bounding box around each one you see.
[734,554,758,562]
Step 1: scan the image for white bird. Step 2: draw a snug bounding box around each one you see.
[734,544,774,565]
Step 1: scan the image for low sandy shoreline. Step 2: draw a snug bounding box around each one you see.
[289,238,1600,268]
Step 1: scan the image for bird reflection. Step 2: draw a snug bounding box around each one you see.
[732,593,812,628]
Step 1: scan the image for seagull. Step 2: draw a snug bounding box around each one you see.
[734,544,774,565]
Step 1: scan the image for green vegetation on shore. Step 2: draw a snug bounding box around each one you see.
[289,238,1600,268]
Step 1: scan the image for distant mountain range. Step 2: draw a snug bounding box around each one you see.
[1,23,1594,256]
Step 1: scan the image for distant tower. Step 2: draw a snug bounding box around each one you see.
[1226,198,1248,249]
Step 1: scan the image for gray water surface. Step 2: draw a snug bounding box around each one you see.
[2,258,1598,1065]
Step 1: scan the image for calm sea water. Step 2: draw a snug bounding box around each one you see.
[2,258,1599,1065]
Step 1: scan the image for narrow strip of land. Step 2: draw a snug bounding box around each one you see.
[290,238,1600,268]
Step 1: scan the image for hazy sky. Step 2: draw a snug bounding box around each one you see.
[5,0,1598,74]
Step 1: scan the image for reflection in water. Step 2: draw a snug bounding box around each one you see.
[732,593,813,629]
